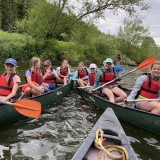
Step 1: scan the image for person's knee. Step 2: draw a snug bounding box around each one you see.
[24,87,31,93]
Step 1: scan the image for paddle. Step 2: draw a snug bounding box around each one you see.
[126,99,160,102]
[77,82,128,89]
[93,56,157,91]
[1,99,42,118]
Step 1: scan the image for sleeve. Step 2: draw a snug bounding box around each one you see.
[72,71,78,80]
[13,75,21,84]
[53,69,59,78]
[127,75,148,100]
[26,70,32,77]
[56,67,60,75]
[68,68,72,75]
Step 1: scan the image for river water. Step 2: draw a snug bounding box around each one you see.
[0,65,160,159]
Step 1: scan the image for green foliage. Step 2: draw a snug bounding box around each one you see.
[118,17,150,47]
[0,0,33,31]
[0,30,36,62]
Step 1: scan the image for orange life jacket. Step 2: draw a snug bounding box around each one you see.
[89,73,96,86]
[78,68,88,79]
[100,68,116,86]
[139,73,160,99]
[43,69,56,84]
[25,69,43,85]
[0,73,15,96]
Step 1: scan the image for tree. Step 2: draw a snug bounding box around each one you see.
[117,17,150,47]
[19,0,148,40]
[0,0,33,31]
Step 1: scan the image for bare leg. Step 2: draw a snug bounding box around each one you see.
[112,87,127,103]
[138,101,160,114]
[63,77,68,86]
[24,87,31,98]
[102,88,115,103]
[77,79,87,87]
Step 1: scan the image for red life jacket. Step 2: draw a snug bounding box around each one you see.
[89,73,96,86]
[43,69,56,84]
[78,68,88,79]
[100,68,116,86]
[139,73,160,99]
[59,67,68,78]
[0,73,15,96]
[30,69,43,85]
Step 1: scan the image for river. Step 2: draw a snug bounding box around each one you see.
[0,64,160,159]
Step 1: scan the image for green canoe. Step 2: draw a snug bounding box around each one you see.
[0,81,73,124]
[77,84,160,135]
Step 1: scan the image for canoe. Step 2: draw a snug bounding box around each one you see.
[128,64,138,67]
[0,81,73,124]
[77,84,160,135]
[72,107,138,160]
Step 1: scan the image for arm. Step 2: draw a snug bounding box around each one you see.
[0,75,21,102]
[127,75,147,100]
[92,70,103,89]
[26,70,42,93]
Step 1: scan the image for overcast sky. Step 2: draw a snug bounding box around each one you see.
[95,0,160,46]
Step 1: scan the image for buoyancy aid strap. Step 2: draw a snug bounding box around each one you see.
[141,87,158,94]
[0,86,12,91]
[8,73,16,86]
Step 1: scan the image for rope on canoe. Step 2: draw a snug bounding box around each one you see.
[94,129,129,160]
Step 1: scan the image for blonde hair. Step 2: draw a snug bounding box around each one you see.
[78,62,84,66]
[61,59,69,67]
[151,61,160,69]
[30,57,41,69]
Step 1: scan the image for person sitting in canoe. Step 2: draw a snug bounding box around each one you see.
[42,60,60,90]
[126,61,160,114]
[22,57,49,98]
[0,58,21,102]
[72,62,90,87]
[86,63,98,91]
[91,58,127,103]
[56,59,72,86]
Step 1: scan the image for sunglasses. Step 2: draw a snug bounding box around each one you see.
[5,64,14,68]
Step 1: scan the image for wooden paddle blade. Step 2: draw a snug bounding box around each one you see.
[137,56,157,70]
[12,99,42,119]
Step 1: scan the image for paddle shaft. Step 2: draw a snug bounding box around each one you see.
[93,68,137,91]
[78,86,91,89]
[127,99,160,102]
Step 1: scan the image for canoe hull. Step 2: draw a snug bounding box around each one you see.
[72,108,138,160]
[78,87,160,135]
[0,81,73,124]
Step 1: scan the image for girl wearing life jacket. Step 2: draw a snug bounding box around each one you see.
[56,60,72,86]
[0,58,21,102]
[43,60,60,85]
[127,61,160,114]
[92,58,127,103]
[24,57,49,98]
[72,62,90,87]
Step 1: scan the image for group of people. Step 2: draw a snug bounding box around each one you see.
[73,58,160,115]
[0,56,160,115]
[0,57,71,102]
